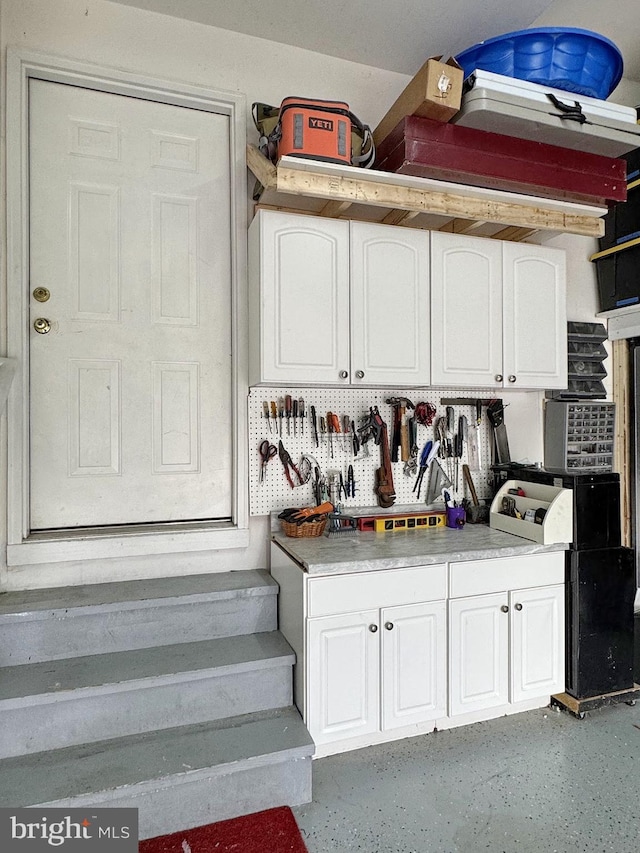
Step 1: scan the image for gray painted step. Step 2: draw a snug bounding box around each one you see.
[0,706,314,839]
[0,631,294,758]
[0,570,278,665]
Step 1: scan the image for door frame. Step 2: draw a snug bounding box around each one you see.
[5,47,249,566]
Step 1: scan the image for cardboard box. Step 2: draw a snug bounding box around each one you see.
[375,115,627,205]
[373,56,463,147]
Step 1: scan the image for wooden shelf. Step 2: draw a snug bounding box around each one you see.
[247,144,606,241]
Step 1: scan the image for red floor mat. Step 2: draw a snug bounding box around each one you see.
[139,806,308,853]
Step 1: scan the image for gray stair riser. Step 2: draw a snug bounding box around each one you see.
[0,665,292,759]
[0,595,277,666]
[38,755,313,840]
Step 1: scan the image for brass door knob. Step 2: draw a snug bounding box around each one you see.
[33,318,51,335]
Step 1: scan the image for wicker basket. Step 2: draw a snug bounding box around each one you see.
[281,517,327,538]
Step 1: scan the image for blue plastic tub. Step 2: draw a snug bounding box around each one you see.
[455,28,623,100]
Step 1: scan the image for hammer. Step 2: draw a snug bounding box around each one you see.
[385,397,415,463]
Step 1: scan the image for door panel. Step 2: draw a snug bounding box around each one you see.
[511,585,565,702]
[29,79,233,529]
[449,593,509,715]
[307,611,380,745]
[431,232,502,387]
[381,601,446,730]
[258,212,350,384]
[503,243,567,389]
[350,222,430,386]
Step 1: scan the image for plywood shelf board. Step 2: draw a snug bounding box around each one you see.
[247,144,606,240]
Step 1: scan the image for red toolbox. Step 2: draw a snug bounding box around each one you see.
[375,115,627,205]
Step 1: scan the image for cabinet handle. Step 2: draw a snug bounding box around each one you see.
[508,375,517,383]
[384,621,394,631]
[495,374,503,383]
[500,604,509,613]
[339,370,349,380]
[369,624,378,633]
[355,370,365,379]
[515,603,523,611]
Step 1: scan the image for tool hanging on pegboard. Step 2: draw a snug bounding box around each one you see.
[249,387,495,517]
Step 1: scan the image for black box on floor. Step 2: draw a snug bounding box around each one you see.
[566,547,635,698]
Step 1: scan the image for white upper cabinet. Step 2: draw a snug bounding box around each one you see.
[249,210,430,386]
[249,210,350,385]
[430,233,503,387]
[503,243,567,390]
[430,232,567,389]
[350,221,430,386]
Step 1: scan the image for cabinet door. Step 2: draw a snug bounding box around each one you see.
[350,222,430,385]
[430,232,503,387]
[502,243,567,390]
[256,211,350,384]
[510,584,565,703]
[449,593,509,716]
[307,610,380,745]
[381,600,446,730]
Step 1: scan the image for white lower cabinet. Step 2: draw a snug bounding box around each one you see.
[307,600,447,747]
[449,583,565,718]
[270,544,565,756]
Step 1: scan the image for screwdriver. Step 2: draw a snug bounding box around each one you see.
[270,401,278,434]
[292,398,298,436]
[310,406,318,447]
[263,401,271,433]
[299,397,305,435]
[342,415,350,453]
[278,397,284,436]
[285,395,292,435]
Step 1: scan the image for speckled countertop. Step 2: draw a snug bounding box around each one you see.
[272,521,568,575]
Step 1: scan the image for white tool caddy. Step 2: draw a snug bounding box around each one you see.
[490,479,573,545]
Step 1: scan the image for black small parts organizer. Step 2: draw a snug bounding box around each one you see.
[548,321,608,400]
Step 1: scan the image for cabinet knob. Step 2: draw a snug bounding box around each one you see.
[495,374,503,383]
[355,370,365,379]
[501,604,509,613]
[508,375,517,383]
[369,624,378,633]
[515,603,523,611]
[384,621,394,631]
[339,370,349,380]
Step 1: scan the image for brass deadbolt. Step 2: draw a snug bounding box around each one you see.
[33,287,50,303]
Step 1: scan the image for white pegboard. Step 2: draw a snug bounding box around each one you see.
[249,386,496,516]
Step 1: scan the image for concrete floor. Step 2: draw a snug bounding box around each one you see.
[294,702,640,853]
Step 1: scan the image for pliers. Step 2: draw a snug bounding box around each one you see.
[278,440,303,489]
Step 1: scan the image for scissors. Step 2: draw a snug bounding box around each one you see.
[259,439,277,482]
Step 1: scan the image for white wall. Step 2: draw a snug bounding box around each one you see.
[0,0,609,589]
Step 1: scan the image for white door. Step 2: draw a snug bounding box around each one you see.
[381,600,446,730]
[307,611,380,745]
[449,593,509,716]
[350,222,430,386]
[255,211,350,385]
[503,243,567,390]
[28,80,233,529]
[511,585,565,703]
[430,232,503,387]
